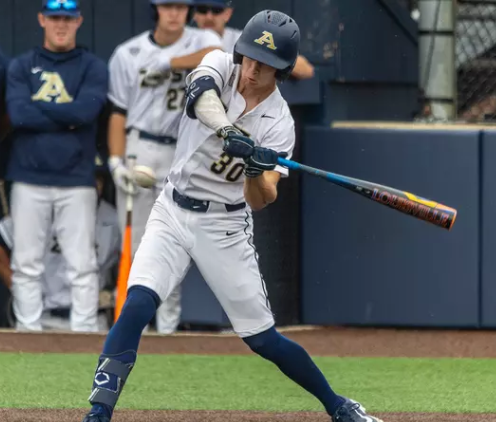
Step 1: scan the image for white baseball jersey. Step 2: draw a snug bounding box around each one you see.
[221,27,242,53]
[168,49,296,204]
[0,200,120,310]
[108,28,223,137]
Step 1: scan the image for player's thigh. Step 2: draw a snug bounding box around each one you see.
[53,187,98,272]
[127,192,192,301]
[192,210,274,338]
[10,183,53,268]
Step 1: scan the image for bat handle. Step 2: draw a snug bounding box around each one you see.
[277,157,300,170]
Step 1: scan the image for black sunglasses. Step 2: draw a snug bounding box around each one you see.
[195,5,225,15]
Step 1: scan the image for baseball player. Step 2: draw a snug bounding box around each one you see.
[193,0,315,79]
[0,156,120,331]
[5,0,108,332]
[82,10,382,422]
[107,0,223,334]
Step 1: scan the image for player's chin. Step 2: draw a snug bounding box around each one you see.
[164,22,184,32]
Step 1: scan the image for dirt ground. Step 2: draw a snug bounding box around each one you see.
[0,326,495,422]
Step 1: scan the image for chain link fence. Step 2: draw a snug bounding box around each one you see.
[456,0,496,121]
[397,0,496,122]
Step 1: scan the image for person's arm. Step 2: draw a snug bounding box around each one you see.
[170,47,222,71]
[244,171,281,211]
[0,247,11,289]
[291,55,315,80]
[157,29,223,72]
[6,58,64,132]
[35,58,109,128]
[108,112,127,157]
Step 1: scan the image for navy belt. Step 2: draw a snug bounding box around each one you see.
[127,128,176,145]
[172,188,245,213]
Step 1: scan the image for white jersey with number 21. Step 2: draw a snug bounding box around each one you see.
[168,50,295,205]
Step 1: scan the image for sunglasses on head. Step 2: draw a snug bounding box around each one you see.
[44,0,79,11]
[195,5,225,15]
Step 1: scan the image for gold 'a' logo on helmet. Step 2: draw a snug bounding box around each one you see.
[254,31,277,50]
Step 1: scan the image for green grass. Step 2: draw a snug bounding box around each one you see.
[0,353,494,413]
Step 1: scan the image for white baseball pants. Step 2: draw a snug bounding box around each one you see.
[10,182,99,332]
[127,183,274,338]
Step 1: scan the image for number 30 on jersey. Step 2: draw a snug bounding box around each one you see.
[210,152,245,182]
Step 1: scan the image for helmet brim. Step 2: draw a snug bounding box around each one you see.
[42,10,81,17]
[235,41,292,71]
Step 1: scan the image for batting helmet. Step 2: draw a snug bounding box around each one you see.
[233,10,300,82]
[150,0,195,23]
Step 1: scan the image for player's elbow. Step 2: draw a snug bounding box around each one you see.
[292,56,315,80]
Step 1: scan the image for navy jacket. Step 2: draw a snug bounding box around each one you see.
[6,46,109,187]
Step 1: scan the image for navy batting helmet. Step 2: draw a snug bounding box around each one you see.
[233,10,300,82]
[150,0,195,23]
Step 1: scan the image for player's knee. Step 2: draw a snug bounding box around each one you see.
[242,326,281,361]
[120,286,160,325]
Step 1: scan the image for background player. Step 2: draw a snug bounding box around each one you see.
[82,10,381,422]
[0,155,121,331]
[5,0,108,332]
[193,0,315,79]
[107,0,222,334]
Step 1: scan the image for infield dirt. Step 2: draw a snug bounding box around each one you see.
[1,326,495,422]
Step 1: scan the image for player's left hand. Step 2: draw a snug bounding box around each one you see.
[218,126,255,159]
[243,147,288,178]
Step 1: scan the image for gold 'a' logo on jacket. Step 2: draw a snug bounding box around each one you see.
[254,31,277,50]
[32,72,73,103]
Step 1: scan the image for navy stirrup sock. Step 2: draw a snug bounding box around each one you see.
[90,286,160,418]
[243,327,345,416]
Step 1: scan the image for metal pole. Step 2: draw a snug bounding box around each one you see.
[418,0,456,120]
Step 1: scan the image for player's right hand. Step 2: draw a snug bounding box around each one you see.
[108,156,138,196]
[217,126,254,159]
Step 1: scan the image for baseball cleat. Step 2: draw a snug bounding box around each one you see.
[332,399,384,422]
[81,411,111,422]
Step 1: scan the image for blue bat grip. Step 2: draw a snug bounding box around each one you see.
[277,156,351,186]
[277,157,300,170]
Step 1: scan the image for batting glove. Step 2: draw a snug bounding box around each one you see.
[108,156,137,196]
[218,126,254,159]
[243,147,288,178]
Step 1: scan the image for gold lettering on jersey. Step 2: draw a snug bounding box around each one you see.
[32,72,73,103]
[254,31,277,50]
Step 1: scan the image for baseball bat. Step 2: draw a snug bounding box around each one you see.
[114,154,137,322]
[277,157,457,231]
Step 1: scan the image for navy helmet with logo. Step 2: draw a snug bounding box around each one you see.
[233,10,300,81]
[41,0,81,18]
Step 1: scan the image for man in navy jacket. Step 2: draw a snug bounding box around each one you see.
[5,0,109,332]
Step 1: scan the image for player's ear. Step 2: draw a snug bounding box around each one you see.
[75,15,84,29]
[38,12,46,28]
[223,7,233,23]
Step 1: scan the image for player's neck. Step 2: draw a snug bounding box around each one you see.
[43,39,76,53]
[237,79,276,104]
[152,27,184,47]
